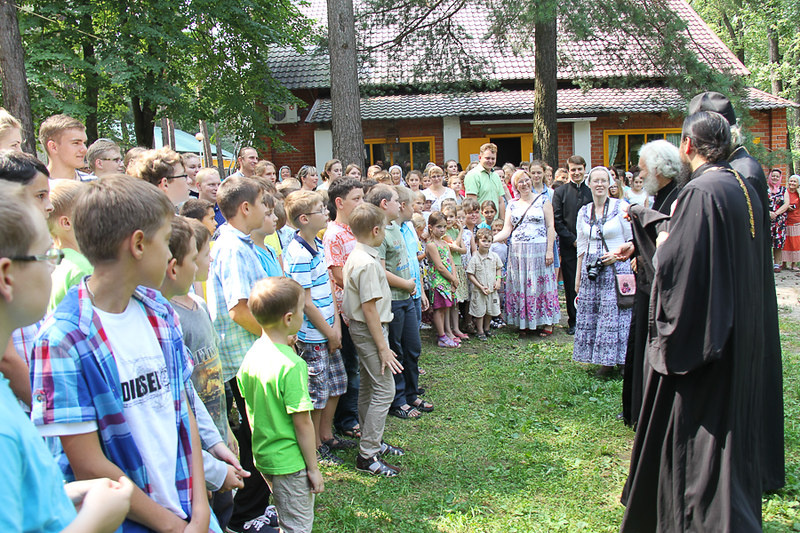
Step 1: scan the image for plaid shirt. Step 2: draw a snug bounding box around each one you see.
[30,281,216,532]
[207,223,267,381]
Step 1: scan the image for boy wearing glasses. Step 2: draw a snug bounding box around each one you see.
[130,146,190,208]
[283,190,350,465]
[206,175,276,531]
[86,138,124,177]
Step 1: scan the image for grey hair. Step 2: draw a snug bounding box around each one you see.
[638,140,682,181]
[730,124,743,148]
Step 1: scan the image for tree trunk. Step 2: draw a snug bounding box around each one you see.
[767,26,782,95]
[80,14,99,144]
[721,10,745,64]
[532,15,558,168]
[327,0,365,170]
[214,122,226,178]
[0,0,36,154]
[131,95,156,148]
[199,120,213,167]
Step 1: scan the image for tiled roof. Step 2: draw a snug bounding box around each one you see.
[305,87,796,122]
[268,0,747,90]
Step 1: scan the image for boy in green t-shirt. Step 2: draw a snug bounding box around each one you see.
[236,277,323,533]
[47,179,93,312]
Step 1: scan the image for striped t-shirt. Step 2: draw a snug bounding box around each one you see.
[283,235,335,343]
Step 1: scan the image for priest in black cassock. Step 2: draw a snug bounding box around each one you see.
[620,139,682,428]
[688,91,785,492]
[621,111,766,532]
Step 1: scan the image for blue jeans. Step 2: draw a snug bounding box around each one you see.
[388,297,422,409]
[333,321,360,433]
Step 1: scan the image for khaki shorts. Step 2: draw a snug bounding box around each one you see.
[261,469,315,533]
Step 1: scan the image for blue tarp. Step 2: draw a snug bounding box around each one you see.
[153,126,233,158]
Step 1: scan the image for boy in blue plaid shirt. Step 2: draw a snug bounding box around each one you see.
[282,190,351,466]
[30,176,218,532]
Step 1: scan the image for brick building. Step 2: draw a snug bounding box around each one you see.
[263,0,794,176]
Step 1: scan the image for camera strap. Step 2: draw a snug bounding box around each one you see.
[588,199,609,256]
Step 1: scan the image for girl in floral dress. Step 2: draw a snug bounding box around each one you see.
[426,212,460,347]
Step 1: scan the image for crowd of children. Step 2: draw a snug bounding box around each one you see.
[0,108,619,532]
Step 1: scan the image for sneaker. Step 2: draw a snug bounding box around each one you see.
[356,453,399,476]
[229,513,279,533]
[263,506,278,527]
[420,322,432,330]
[317,443,345,466]
[379,440,406,456]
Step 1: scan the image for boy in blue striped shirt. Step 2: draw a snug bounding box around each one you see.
[282,190,350,465]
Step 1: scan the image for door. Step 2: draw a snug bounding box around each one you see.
[458,137,489,170]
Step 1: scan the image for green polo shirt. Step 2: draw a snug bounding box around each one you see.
[464,165,505,210]
[378,221,413,301]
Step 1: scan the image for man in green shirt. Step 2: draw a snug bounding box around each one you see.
[464,142,511,222]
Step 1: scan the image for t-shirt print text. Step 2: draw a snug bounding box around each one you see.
[120,356,171,407]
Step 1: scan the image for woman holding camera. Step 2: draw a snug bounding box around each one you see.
[573,167,633,376]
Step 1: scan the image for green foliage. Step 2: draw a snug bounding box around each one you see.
[14,0,313,148]
[691,0,800,166]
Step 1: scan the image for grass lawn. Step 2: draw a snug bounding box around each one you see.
[311,317,800,532]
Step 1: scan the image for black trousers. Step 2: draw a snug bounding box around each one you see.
[227,378,271,530]
[560,245,578,328]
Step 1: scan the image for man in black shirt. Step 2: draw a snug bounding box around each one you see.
[552,155,591,334]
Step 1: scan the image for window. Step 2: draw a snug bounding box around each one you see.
[364,137,435,171]
[604,129,682,171]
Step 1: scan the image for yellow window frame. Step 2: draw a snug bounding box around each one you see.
[364,136,436,169]
[603,128,682,171]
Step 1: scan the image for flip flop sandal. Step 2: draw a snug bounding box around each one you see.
[389,405,422,419]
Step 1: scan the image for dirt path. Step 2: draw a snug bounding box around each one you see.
[774,268,800,321]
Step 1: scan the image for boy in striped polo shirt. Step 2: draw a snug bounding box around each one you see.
[283,190,349,465]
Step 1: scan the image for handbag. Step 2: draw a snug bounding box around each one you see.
[597,204,636,309]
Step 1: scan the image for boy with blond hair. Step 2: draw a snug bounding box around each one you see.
[47,179,92,311]
[283,190,349,465]
[343,203,405,476]
[238,277,324,533]
[30,175,218,532]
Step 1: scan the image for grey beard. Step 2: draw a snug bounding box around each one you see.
[643,174,660,195]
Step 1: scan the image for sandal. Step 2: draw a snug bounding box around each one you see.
[449,335,462,345]
[411,399,434,412]
[389,405,422,419]
[455,332,470,340]
[539,327,553,337]
[476,333,488,341]
[437,335,457,348]
[340,426,361,439]
[379,441,406,456]
[356,454,399,477]
[322,436,357,450]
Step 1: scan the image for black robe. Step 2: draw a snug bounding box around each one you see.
[728,145,785,492]
[620,181,677,427]
[621,163,766,532]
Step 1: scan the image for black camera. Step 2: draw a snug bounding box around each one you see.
[586,258,604,280]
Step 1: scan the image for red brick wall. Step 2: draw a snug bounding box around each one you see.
[267,104,790,177]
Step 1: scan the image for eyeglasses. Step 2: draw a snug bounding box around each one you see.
[303,208,328,217]
[167,174,188,180]
[11,248,64,266]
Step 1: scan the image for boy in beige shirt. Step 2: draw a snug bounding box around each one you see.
[342,203,405,476]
